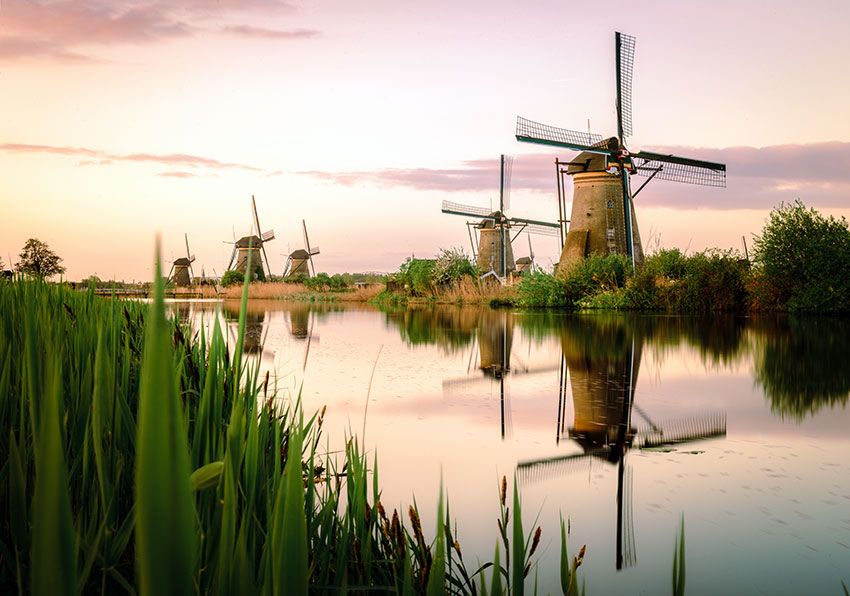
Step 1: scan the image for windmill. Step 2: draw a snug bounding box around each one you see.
[514,234,536,275]
[284,220,320,279]
[168,233,196,287]
[516,318,726,570]
[442,154,559,280]
[226,195,275,280]
[515,32,726,273]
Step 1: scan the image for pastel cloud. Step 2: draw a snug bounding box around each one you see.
[299,142,850,210]
[0,142,261,172]
[0,0,310,62]
[220,25,320,40]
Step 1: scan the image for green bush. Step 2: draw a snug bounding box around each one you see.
[516,272,573,307]
[432,247,476,286]
[397,258,437,296]
[562,253,632,297]
[752,200,850,312]
[642,248,688,280]
[221,270,244,286]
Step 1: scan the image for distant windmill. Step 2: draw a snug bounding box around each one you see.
[442,154,559,280]
[226,195,275,280]
[284,220,320,279]
[514,234,536,275]
[515,32,726,273]
[168,233,196,287]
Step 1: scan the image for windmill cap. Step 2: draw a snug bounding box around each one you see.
[173,257,193,265]
[235,235,263,248]
[289,248,310,259]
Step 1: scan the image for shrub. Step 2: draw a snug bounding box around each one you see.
[432,248,476,286]
[221,270,244,286]
[397,258,437,296]
[563,253,632,296]
[515,272,572,307]
[752,200,850,312]
[642,248,688,280]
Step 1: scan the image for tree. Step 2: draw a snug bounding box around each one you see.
[752,201,850,312]
[16,238,66,278]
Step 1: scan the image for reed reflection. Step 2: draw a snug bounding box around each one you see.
[519,315,727,571]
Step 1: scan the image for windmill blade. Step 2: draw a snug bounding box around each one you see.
[633,412,727,449]
[631,151,727,188]
[528,234,534,263]
[615,32,636,141]
[511,221,561,238]
[251,195,262,237]
[302,220,317,277]
[516,449,607,485]
[226,245,237,271]
[516,116,611,154]
[262,229,275,242]
[184,233,192,261]
[500,154,514,212]
[442,200,495,219]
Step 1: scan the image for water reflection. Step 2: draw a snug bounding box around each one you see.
[753,316,850,419]
[518,315,727,570]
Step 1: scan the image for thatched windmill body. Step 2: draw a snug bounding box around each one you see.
[168,234,196,287]
[284,220,320,279]
[442,155,559,280]
[226,196,275,280]
[516,32,726,274]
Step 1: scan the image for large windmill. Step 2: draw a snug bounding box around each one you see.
[168,233,196,287]
[226,195,275,280]
[284,220,320,279]
[515,32,726,273]
[442,154,559,280]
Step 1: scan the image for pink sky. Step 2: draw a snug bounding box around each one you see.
[2,0,849,280]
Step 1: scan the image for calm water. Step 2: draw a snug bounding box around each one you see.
[170,300,850,595]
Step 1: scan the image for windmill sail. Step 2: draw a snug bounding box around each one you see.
[632,151,726,187]
[516,117,606,153]
[616,32,636,140]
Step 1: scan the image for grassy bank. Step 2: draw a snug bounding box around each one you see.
[0,267,596,594]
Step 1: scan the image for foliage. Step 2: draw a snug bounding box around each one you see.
[397,257,438,296]
[432,247,476,287]
[304,272,347,292]
[752,200,850,312]
[562,253,632,297]
[515,272,573,308]
[624,249,749,312]
[221,269,244,286]
[15,238,66,278]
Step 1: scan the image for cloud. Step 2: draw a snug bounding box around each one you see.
[299,142,850,210]
[221,25,319,40]
[159,171,196,178]
[0,0,305,62]
[0,142,261,172]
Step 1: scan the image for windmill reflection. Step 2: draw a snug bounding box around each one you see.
[221,301,272,363]
[442,309,558,439]
[520,315,726,571]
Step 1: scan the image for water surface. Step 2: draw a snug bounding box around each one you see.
[170,300,850,595]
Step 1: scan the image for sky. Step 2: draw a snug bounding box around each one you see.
[2,0,849,280]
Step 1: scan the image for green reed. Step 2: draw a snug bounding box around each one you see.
[0,264,592,595]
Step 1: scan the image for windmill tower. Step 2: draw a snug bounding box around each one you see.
[515,32,726,274]
[168,233,196,287]
[284,220,321,279]
[226,195,275,280]
[442,155,559,280]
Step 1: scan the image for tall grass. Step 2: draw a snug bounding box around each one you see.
[1,263,590,593]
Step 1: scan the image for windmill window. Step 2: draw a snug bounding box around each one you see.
[607,199,614,209]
